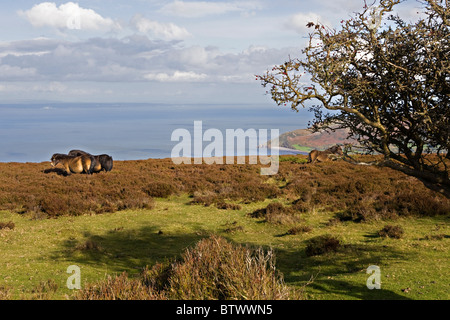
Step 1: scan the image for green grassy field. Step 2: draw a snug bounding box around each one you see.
[1,194,448,300]
[292,144,313,152]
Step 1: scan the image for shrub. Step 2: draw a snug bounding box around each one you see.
[305,235,341,257]
[287,225,312,235]
[249,202,302,225]
[249,202,287,218]
[291,200,311,213]
[162,236,295,300]
[189,190,217,207]
[230,181,281,203]
[215,202,242,210]
[384,192,450,217]
[142,182,177,198]
[378,225,404,239]
[76,272,163,300]
[337,204,378,222]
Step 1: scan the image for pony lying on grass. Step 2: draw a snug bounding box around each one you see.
[68,150,113,173]
[50,153,94,175]
[308,145,343,164]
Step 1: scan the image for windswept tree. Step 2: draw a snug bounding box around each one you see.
[258,0,449,189]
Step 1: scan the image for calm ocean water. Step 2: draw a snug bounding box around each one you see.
[0,103,312,163]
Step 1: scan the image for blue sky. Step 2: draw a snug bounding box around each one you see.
[0,0,425,104]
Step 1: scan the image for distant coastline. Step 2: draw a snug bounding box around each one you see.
[265,127,356,152]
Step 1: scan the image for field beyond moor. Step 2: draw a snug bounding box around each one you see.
[0,156,449,300]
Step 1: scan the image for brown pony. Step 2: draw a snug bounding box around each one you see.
[50,153,94,175]
[308,145,343,164]
[68,150,113,173]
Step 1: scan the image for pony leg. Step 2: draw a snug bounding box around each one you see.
[85,163,92,175]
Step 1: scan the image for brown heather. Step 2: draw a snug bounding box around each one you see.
[378,225,405,239]
[305,235,341,257]
[0,155,448,219]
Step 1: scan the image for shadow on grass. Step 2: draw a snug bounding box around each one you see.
[43,168,69,176]
[306,279,409,300]
[274,242,413,300]
[43,168,96,176]
[52,225,208,275]
[52,224,414,300]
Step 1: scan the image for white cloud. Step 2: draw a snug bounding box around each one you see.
[18,2,120,31]
[172,45,221,67]
[0,64,37,80]
[130,15,191,40]
[159,0,262,18]
[285,12,330,34]
[0,34,301,85]
[32,81,68,93]
[0,81,65,93]
[392,2,428,23]
[144,71,208,82]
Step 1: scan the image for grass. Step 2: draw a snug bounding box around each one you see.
[1,197,448,300]
[74,235,297,300]
[0,157,448,300]
[292,144,313,152]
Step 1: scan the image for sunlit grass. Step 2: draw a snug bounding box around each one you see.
[1,195,448,300]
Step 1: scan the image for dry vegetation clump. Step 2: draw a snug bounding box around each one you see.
[75,240,102,252]
[0,286,12,300]
[75,235,300,300]
[163,235,293,300]
[378,225,404,239]
[0,156,448,219]
[76,272,164,300]
[30,279,59,300]
[287,225,313,235]
[223,224,244,234]
[0,221,15,230]
[305,235,341,257]
[142,181,178,198]
[248,202,303,225]
[189,190,218,207]
[215,201,242,210]
[249,202,287,218]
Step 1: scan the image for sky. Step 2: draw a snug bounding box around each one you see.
[0,0,426,104]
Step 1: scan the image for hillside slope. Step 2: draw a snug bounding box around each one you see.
[270,127,357,151]
[0,158,448,300]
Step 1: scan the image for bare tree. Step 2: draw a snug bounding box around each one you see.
[258,0,449,189]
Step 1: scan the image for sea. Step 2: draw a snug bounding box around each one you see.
[0,103,312,163]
